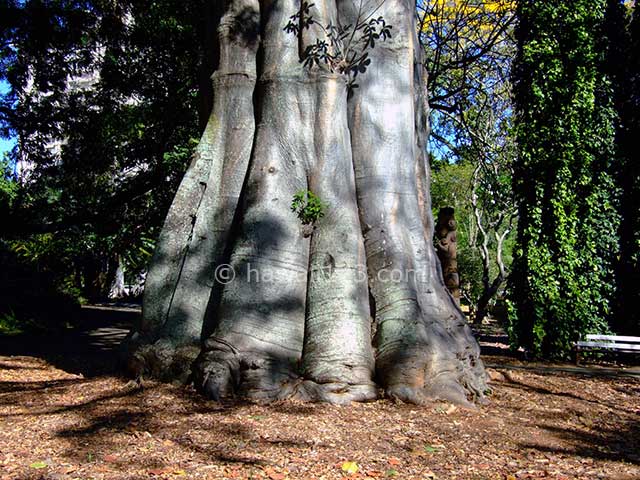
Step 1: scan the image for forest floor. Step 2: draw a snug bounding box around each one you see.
[1,306,639,480]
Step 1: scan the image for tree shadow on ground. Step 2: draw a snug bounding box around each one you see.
[519,419,640,465]
[2,349,639,477]
[59,386,308,470]
[494,369,640,466]
[499,369,639,414]
[0,351,315,473]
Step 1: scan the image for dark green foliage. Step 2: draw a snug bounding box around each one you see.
[0,157,17,212]
[457,247,485,305]
[0,0,209,302]
[1,0,205,232]
[508,0,620,357]
[0,240,80,334]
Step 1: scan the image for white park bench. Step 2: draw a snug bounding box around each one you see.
[574,334,640,364]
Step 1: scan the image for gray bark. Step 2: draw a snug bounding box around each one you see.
[126,0,488,405]
[126,0,259,381]
[108,256,126,299]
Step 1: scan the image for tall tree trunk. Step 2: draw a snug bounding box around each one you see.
[108,255,127,299]
[126,0,488,405]
[128,0,259,381]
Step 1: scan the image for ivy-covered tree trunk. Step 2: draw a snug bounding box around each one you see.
[621,5,640,336]
[607,0,640,337]
[126,0,487,405]
[508,0,620,357]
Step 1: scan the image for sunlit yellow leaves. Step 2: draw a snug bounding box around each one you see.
[418,0,515,39]
[341,461,360,474]
[421,0,515,17]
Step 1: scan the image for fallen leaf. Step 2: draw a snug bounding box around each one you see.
[342,461,360,474]
[29,461,47,469]
[388,458,401,466]
[149,467,173,476]
[263,466,285,480]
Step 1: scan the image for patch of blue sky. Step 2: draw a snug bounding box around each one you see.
[0,80,17,160]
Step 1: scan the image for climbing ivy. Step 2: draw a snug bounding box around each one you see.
[507,0,620,358]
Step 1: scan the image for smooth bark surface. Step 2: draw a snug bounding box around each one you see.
[127,0,260,381]
[126,0,488,405]
[108,256,126,300]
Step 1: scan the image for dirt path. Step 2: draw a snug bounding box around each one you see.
[0,304,136,377]
[1,308,639,479]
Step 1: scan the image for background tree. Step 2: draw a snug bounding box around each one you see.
[508,0,620,357]
[435,206,461,304]
[0,1,207,312]
[468,111,516,325]
[419,0,517,321]
[606,0,640,336]
[417,0,515,148]
[430,159,484,309]
[622,3,640,336]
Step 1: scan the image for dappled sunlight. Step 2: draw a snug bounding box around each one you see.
[1,353,639,479]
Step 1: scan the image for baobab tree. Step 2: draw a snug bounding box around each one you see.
[125,0,488,406]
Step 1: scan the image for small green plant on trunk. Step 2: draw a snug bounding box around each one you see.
[291,190,328,226]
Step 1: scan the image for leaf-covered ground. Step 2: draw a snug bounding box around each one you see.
[1,352,639,480]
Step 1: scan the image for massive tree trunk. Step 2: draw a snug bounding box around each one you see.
[125,0,488,405]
